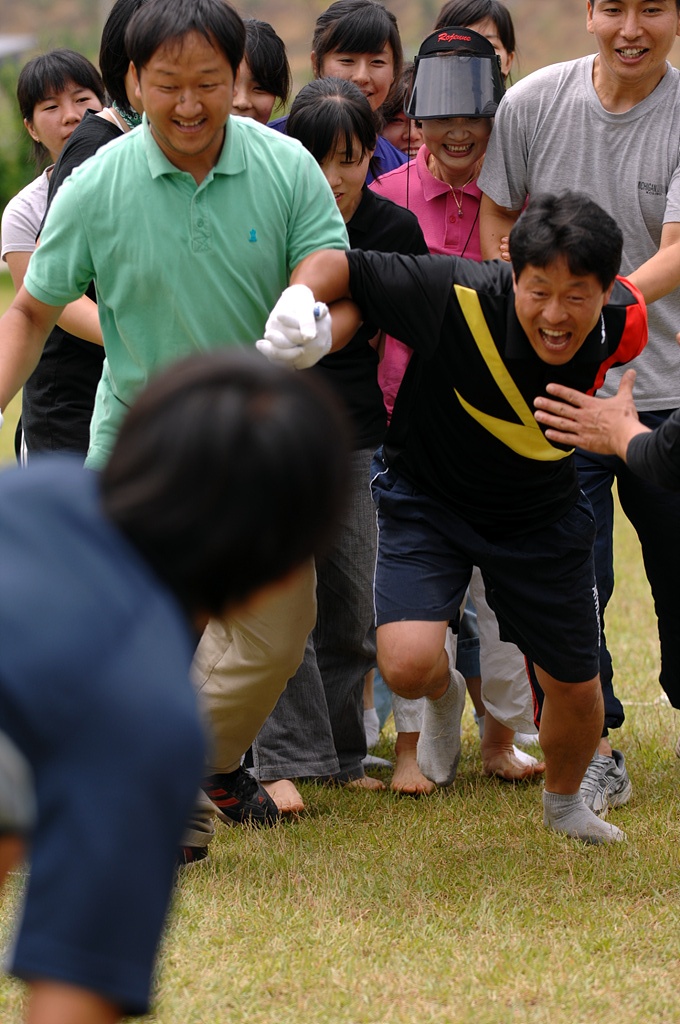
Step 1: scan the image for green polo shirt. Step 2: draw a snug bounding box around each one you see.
[25,115,348,467]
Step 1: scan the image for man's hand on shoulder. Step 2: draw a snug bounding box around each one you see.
[256,285,331,370]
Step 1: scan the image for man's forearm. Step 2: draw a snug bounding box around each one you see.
[605,417,651,462]
[627,411,680,490]
[290,250,351,304]
[57,295,103,346]
[327,299,362,353]
[628,225,680,304]
[480,193,521,261]
[0,289,62,412]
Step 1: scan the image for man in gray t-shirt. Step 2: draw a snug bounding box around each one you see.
[478,0,680,814]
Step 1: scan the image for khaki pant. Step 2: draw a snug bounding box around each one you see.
[192,560,317,775]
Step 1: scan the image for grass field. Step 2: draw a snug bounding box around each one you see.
[0,277,678,1023]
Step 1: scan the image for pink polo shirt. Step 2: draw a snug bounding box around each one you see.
[369,145,483,417]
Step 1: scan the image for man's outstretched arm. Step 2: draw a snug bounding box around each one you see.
[257,252,355,369]
[0,287,64,416]
[290,250,352,305]
[534,370,680,491]
[628,222,680,306]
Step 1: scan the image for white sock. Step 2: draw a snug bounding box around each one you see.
[416,666,466,786]
[543,790,626,844]
[364,707,380,749]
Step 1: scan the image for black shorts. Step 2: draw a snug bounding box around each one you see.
[371,455,600,683]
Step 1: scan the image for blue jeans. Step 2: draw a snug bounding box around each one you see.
[251,448,378,782]
[576,409,680,728]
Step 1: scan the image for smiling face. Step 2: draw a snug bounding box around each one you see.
[132,31,235,181]
[587,0,680,104]
[316,47,395,110]
[382,110,423,158]
[513,257,615,365]
[26,80,103,162]
[421,116,492,187]
[231,58,277,124]
[319,133,372,222]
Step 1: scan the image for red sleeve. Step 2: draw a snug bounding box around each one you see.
[587,275,647,395]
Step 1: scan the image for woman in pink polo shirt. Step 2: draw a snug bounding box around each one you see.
[371,12,514,417]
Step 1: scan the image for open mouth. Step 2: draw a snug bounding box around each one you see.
[443,142,473,156]
[539,327,572,351]
[172,117,207,132]
[616,47,648,61]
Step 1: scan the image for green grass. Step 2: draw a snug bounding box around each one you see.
[0,274,677,1023]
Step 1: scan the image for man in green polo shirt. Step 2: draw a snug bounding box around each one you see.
[0,0,348,851]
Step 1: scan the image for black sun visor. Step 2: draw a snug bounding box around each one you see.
[405,27,505,120]
[406,52,505,119]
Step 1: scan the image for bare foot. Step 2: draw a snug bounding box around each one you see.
[482,744,546,781]
[391,748,436,796]
[345,775,385,791]
[261,779,305,815]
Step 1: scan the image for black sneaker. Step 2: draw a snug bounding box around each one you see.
[177,844,210,868]
[202,766,279,826]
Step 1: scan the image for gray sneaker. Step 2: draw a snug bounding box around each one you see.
[579,749,632,816]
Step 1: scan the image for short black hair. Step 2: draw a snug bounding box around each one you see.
[509,192,623,292]
[312,0,403,107]
[100,351,351,617]
[381,62,415,121]
[99,0,153,115]
[125,0,245,79]
[243,19,291,111]
[17,49,105,166]
[434,1,516,56]
[287,77,378,173]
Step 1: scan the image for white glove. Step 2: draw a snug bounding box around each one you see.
[256,285,332,370]
[0,408,3,431]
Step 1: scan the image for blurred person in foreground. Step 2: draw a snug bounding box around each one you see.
[0,0,350,855]
[0,350,350,1024]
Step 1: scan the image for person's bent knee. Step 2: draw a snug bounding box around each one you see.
[377,621,447,699]
[378,651,441,700]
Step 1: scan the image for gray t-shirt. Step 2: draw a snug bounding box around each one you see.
[1,169,49,260]
[479,55,680,409]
